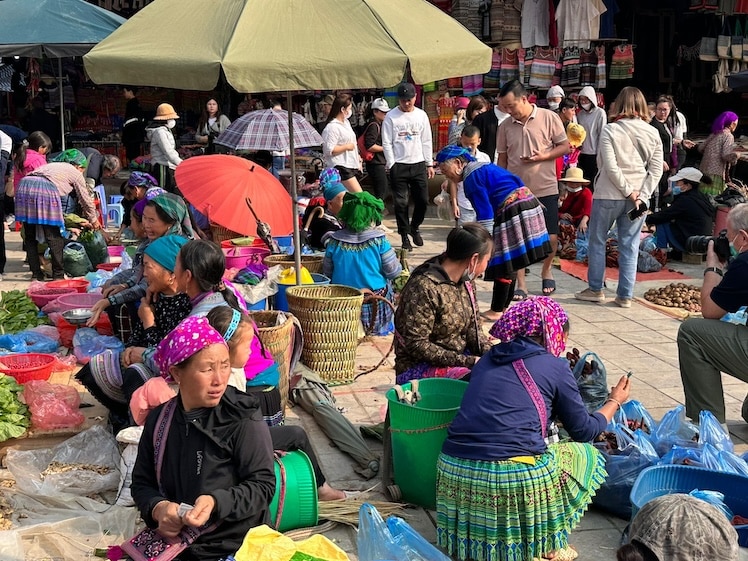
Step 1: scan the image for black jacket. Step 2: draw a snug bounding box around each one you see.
[132,387,275,561]
[645,188,714,248]
[472,108,499,163]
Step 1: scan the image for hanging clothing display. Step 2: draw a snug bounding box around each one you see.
[485,49,502,90]
[529,47,558,88]
[599,0,620,37]
[490,0,522,44]
[609,43,635,80]
[500,48,520,86]
[579,48,597,86]
[595,45,608,89]
[452,0,483,37]
[556,0,606,48]
[560,47,581,86]
[521,0,550,48]
[0,64,13,93]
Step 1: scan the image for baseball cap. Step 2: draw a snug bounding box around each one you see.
[670,167,703,183]
[397,82,417,99]
[371,98,390,113]
[455,97,470,110]
[629,494,739,561]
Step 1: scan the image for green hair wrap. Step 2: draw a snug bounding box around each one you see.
[338,191,384,233]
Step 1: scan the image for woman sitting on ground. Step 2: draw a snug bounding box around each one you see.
[76,235,192,431]
[131,316,275,561]
[644,167,714,256]
[206,306,347,501]
[323,191,402,335]
[394,223,492,385]
[437,296,631,561]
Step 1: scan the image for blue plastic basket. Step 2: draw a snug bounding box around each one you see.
[630,465,748,546]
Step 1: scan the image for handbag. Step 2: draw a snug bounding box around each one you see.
[120,399,217,561]
[357,122,378,162]
[732,20,744,59]
[718,20,732,58]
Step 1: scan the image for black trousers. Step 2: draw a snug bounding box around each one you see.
[24,222,65,279]
[365,162,388,201]
[577,153,598,192]
[269,425,326,487]
[389,161,429,235]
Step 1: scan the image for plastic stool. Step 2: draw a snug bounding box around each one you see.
[94,184,108,226]
[107,203,124,226]
[110,195,124,205]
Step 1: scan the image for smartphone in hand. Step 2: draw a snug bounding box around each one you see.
[627,201,647,221]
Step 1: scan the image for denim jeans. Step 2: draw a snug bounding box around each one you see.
[654,223,685,252]
[587,198,644,299]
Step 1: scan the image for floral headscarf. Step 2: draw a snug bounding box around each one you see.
[155,316,227,380]
[149,193,196,238]
[489,296,568,357]
[319,168,341,189]
[128,171,159,188]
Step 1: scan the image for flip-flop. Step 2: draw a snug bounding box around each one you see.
[542,279,556,295]
[512,289,528,301]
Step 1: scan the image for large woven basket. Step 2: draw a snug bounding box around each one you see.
[210,224,244,243]
[250,311,296,413]
[286,285,363,385]
[264,254,324,274]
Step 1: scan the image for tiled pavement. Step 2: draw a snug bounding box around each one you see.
[2,218,748,560]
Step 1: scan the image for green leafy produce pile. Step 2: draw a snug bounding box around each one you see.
[0,291,49,334]
[0,374,29,442]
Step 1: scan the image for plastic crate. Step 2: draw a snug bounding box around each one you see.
[631,465,748,546]
[0,353,55,384]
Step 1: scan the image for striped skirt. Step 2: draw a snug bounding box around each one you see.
[436,442,606,561]
[361,284,395,336]
[15,176,65,228]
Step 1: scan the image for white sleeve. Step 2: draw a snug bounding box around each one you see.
[421,112,433,166]
[382,115,395,169]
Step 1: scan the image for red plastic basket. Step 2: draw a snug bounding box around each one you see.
[0,353,55,384]
[28,287,76,308]
[46,279,90,294]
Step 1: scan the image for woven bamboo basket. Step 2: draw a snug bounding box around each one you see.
[286,285,363,385]
[263,254,324,274]
[210,224,244,243]
[250,311,295,413]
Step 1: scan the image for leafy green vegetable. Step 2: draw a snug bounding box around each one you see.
[0,373,29,442]
[0,290,50,334]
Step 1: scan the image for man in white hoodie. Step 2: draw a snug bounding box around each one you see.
[576,86,607,192]
[382,83,434,251]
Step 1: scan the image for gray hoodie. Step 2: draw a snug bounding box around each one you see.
[576,86,607,156]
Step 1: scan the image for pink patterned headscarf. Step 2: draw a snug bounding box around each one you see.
[155,316,228,379]
[489,296,569,357]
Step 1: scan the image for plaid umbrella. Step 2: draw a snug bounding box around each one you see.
[215,109,322,152]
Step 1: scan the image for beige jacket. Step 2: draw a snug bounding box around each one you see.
[594,118,663,202]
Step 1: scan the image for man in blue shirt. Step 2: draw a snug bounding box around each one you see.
[678,203,748,424]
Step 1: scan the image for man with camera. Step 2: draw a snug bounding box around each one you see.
[678,203,748,425]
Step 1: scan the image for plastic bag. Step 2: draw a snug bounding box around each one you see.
[72,327,125,364]
[717,449,748,477]
[22,380,84,430]
[358,503,432,561]
[386,516,452,561]
[721,305,748,325]
[651,405,700,457]
[78,230,108,267]
[433,191,453,222]
[115,425,144,507]
[6,425,121,497]
[621,400,657,433]
[85,269,114,289]
[689,489,734,520]
[659,445,704,467]
[234,524,349,561]
[62,241,93,277]
[640,235,657,253]
[594,448,657,519]
[0,330,59,354]
[637,249,663,273]
[572,351,608,413]
[698,410,734,452]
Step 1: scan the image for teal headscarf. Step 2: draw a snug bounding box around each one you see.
[149,193,196,239]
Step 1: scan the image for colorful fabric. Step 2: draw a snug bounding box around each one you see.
[323,180,346,202]
[361,284,395,336]
[323,228,401,292]
[610,43,635,79]
[319,167,341,189]
[560,47,581,87]
[395,362,471,386]
[143,234,187,272]
[490,296,568,357]
[52,148,88,168]
[154,316,227,378]
[128,171,159,187]
[245,382,284,426]
[436,442,606,561]
[150,193,195,238]
[436,145,476,163]
[15,175,64,229]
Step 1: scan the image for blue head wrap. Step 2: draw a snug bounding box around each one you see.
[435,145,476,164]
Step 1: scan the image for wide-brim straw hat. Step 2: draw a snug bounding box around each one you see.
[154,103,179,120]
[559,167,590,184]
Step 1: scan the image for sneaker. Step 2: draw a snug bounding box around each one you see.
[574,288,606,302]
[614,297,632,308]
[401,234,413,251]
[411,230,424,246]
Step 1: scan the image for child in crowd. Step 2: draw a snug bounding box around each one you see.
[447,125,492,225]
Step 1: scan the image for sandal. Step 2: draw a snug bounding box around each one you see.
[512,289,528,301]
[533,546,579,561]
[480,311,502,322]
[542,279,556,295]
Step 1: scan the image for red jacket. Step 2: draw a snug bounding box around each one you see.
[559,188,593,226]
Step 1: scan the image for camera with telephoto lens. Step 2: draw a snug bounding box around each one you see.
[685,229,731,262]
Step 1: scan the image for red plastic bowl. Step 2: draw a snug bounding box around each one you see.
[46,279,90,294]
[28,287,76,308]
[96,262,119,272]
[54,293,103,313]
[0,353,55,384]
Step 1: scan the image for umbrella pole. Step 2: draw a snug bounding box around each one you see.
[58,58,65,150]
[287,91,301,286]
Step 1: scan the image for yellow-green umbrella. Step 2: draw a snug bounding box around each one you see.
[83,0,491,91]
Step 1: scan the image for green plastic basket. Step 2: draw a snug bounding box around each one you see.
[386,378,468,509]
[269,450,318,532]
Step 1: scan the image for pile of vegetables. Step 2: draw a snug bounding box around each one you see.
[0,374,30,442]
[0,290,49,334]
[643,283,701,312]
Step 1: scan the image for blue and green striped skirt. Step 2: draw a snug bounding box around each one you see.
[436,442,606,561]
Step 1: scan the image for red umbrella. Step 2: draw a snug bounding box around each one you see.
[175,155,293,237]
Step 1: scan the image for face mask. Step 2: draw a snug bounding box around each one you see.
[166,119,176,129]
[344,107,353,119]
[462,261,477,282]
[566,186,583,193]
[548,102,560,111]
[672,186,682,196]
[580,102,592,111]
[730,234,744,258]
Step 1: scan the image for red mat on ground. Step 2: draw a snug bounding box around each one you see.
[559,259,693,283]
